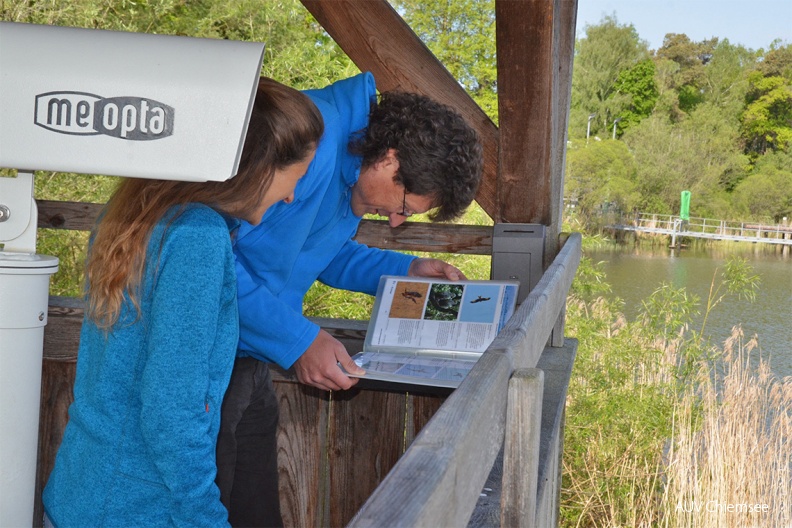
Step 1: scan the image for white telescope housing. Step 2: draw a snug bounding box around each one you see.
[0,21,265,527]
[0,21,265,182]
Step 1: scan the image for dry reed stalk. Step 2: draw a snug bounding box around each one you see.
[661,326,792,528]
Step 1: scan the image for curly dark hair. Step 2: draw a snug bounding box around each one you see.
[348,91,483,221]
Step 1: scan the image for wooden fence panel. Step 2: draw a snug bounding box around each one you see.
[405,392,446,447]
[33,361,75,527]
[276,382,329,528]
[36,301,447,528]
[328,389,407,527]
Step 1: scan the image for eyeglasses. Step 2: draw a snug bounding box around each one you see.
[397,187,412,217]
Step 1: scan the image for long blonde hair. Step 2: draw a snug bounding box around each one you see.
[85,77,323,328]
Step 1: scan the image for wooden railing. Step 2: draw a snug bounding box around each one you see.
[34,198,580,527]
[348,233,580,527]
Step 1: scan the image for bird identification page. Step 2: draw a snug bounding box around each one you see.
[347,276,519,388]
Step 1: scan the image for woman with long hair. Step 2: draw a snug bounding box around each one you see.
[43,78,323,527]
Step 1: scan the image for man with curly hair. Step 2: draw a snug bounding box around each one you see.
[217,72,483,527]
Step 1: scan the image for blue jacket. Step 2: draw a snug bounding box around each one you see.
[234,73,416,368]
[44,205,238,527]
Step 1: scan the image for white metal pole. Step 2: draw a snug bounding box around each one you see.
[0,254,58,528]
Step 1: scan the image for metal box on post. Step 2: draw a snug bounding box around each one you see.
[490,223,545,304]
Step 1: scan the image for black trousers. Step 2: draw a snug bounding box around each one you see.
[216,357,284,528]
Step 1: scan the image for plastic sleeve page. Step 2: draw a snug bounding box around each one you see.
[367,277,519,354]
[351,351,477,387]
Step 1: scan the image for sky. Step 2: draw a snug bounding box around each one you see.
[575,0,792,52]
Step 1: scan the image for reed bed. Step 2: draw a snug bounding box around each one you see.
[661,327,791,528]
[562,264,790,527]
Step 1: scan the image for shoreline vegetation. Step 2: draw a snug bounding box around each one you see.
[561,238,790,527]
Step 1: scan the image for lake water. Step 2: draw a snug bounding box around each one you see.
[586,243,791,379]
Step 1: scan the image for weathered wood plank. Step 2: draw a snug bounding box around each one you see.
[405,392,446,448]
[347,351,513,528]
[299,0,500,219]
[501,369,544,527]
[495,0,555,225]
[534,339,576,527]
[276,381,329,528]
[37,200,101,231]
[329,389,407,527]
[33,361,76,528]
[35,201,494,254]
[546,0,579,264]
[356,220,493,255]
[43,297,83,362]
[44,298,370,363]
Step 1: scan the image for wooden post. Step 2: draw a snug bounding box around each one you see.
[501,368,544,527]
[495,0,577,243]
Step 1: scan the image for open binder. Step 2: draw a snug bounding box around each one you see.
[347,275,519,388]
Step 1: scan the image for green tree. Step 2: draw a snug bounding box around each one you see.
[733,150,792,222]
[564,139,638,219]
[1,0,356,89]
[756,41,792,78]
[740,71,792,155]
[623,103,746,217]
[611,59,658,134]
[394,0,498,120]
[699,39,755,113]
[653,33,719,117]
[570,15,650,139]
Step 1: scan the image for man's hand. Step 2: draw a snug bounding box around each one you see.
[293,329,365,391]
[408,258,467,280]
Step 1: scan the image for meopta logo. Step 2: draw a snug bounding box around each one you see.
[34,91,174,141]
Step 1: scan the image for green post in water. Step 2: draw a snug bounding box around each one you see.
[680,190,691,221]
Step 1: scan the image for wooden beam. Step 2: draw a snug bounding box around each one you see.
[43,297,371,362]
[356,220,492,254]
[299,0,499,218]
[547,0,579,264]
[495,0,555,225]
[36,200,494,254]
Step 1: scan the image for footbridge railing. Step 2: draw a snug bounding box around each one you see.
[611,213,792,246]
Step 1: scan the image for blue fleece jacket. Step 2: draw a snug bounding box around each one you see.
[43,205,238,528]
[234,72,416,368]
